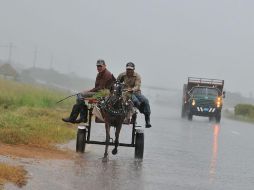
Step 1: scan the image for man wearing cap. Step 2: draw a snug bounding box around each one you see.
[117,62,152,128]
[62,59,115,123]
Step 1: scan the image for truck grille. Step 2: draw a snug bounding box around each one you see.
[196,99,215,107]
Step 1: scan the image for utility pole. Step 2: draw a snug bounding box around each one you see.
[33,46,38,68]
[8,42,14,64]
[0,42,15,64]
[50,53,54,69]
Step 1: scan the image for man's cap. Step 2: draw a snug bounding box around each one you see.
[126,62,135,70]
[96,59,105,66]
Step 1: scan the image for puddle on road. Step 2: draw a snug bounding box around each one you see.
[2,136,144,190]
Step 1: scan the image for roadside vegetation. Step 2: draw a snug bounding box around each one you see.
[0,78,76,147]
[225,104,254,123]
[0,78,76,187]
[0,163,27,188]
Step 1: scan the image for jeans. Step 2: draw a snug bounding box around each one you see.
[131,93,151,115]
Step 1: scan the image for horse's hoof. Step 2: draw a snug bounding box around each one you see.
[112,148,118,155]
[102,156,109,162]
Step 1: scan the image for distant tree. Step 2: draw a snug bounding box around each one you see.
[0,63,19,80]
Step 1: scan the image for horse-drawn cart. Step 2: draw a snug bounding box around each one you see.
[76,98,144,159]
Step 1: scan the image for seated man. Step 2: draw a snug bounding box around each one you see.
[62,59,115,123]
[117,62,152,128]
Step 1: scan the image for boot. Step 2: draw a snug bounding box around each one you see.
[62,117,76,123]
[62,104,80,123]
[75,104,88,123]
[139,102,145,114]
[145,114,152,128]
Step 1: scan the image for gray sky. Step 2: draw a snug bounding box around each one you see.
[0,0,254,96]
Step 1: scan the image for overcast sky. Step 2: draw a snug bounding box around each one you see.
[0,0,254,96]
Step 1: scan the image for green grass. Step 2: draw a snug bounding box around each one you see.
[224,108,254,124]
[0,79,76,148]
[0,79,74,108]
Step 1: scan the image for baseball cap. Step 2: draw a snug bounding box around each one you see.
[126,62,135,70]
[96,59,105,66]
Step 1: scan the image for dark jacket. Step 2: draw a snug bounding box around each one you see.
[90,69,115,92]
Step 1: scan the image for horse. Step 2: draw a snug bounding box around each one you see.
[97,81,135,162]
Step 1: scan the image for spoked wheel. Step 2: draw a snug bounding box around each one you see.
[76,127,87,153]
[135,129,144,159]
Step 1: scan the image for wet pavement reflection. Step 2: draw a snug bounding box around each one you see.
[209,124,220,183]
[3,104,254,190]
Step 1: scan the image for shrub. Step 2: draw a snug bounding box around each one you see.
[234,104,254,117]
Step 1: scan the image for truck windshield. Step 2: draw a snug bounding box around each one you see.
[192,88,218,96]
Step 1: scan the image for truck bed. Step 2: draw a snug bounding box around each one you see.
[187,77,224,93]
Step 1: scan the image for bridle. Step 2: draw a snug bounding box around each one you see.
[98,81,131,117]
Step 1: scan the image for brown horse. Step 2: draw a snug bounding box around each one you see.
[98,81,134,162]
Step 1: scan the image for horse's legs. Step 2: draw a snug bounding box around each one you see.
[103,123,110,162]
[112,124,122,155]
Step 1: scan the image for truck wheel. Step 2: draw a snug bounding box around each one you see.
[181,105,187,118]
[135,129,144,159]
[76,128,86,153]
[188,113,193,121]
[215,114,221,123]
[181,84,187,118]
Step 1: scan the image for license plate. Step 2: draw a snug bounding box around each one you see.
[204,108,209,112]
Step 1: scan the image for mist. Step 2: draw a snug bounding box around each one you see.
[0,0,254,97]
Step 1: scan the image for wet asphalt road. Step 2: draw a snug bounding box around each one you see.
[4,103,254,190]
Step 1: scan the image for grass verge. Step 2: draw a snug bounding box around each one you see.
[224,109,254,124]
[0,106,76,148]
[0,78,78,187]
[0,163,27,188]
[0,79,76,148]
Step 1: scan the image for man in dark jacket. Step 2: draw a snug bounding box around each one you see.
[62,59,115,123]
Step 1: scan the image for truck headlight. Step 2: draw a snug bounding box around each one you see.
[216,97,222,108]
[192,99,196,106]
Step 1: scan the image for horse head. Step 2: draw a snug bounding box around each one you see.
[111,80,124,97]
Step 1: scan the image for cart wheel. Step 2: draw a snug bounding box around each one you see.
[135,129,144,159]
[76,127,86,153]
